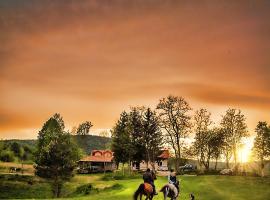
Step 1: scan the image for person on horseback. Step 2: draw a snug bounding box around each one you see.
[143,168,158,195]
[168,169,179,194]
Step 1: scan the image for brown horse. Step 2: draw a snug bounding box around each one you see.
[134,183,154,200]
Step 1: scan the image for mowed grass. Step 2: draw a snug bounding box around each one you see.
[0,173,270,200]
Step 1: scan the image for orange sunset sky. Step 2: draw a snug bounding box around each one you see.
[0,0,270,139]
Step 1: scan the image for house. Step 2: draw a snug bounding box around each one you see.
[133,149,170,171]
[78,150,115,173]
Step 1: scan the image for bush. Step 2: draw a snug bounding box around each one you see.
[0,150,15,162]
[104,183,123,191]
[75,183,94,195]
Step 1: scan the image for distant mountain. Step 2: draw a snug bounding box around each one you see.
[2,135,112,155]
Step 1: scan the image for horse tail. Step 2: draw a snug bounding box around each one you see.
[134,184,144,200]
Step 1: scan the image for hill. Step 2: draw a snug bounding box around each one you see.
[1,135,111,155]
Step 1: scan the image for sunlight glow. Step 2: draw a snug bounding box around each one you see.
[238,137,254,163]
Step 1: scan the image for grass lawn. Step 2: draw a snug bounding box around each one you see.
[0,173,269,200]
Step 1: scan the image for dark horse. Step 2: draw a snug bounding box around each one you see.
[133,183,154,200]
[160,181,180,200]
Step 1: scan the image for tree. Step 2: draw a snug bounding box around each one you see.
[70,126,77,135]
[76,121,93,135]
[220,108,248,169]
[157,95,192,172]
[193,109,213,170]
[252,121,270,177]
[142,108,163,171]
[192,127,224,171]
[10,142,23,157]
[35,116,81,198]
[53,113,65,131]
[99,130,110,137]
[128,107,145,165]
[211,128,225,170]
[111,111,132,172]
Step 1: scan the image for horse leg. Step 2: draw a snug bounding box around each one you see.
[139,193,142,200]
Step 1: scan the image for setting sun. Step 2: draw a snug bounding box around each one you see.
[238,138,254,163]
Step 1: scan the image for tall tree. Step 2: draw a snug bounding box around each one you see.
[193,109,213,170]
[128,107,145,164]
[192,127,224,171]
[157,95,192,172]
[76,121,93,135]
[210,128,225,170]
[111,111,132,172]
[252,121,270,177]
[35,116,81,198]
[53,113,65,131]
[220,108,248,169]
[142,108,163,171]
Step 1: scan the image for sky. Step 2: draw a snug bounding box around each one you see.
[0,0,270,139]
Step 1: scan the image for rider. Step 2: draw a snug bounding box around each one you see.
[168,169,179,193]
[143,168,158,195]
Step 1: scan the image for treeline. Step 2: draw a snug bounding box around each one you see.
[112,95,270,176]
[0,140,35,163]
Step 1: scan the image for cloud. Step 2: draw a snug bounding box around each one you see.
[0,0,270,138]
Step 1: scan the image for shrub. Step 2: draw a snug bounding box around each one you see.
[0,150,15,162]
[104,183,123,191]
[75,183,94,195]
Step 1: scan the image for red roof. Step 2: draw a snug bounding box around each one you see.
[158,150,170,159]
[79,150,114,163]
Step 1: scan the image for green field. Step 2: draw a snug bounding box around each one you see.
[0,173,269,200]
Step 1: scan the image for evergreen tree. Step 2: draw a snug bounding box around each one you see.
[128,107,145,164]
[111,111,132,171]
[142,108,163,171]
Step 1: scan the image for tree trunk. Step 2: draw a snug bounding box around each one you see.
[176,143,181,174]
[57,183,62,198]
[226,155,230,169]
[52,179,60,198]
[215,157,218,170]
[261,159,265,177]
[122,163,125,175]
[21,161,24,175]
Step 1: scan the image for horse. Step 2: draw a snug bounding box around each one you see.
[9,167,17,173]
[160,181,180,200]
[134,182,154,200]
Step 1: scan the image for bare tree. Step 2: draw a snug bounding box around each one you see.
[157,95,191,172]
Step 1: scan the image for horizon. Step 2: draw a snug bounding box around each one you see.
[1,0,270,139]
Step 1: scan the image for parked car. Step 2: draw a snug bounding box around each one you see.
[179,164,197,173]
[220,168,233,175]
[158,166,168,171]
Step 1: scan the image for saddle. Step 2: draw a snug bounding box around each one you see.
[144,183,153,194]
